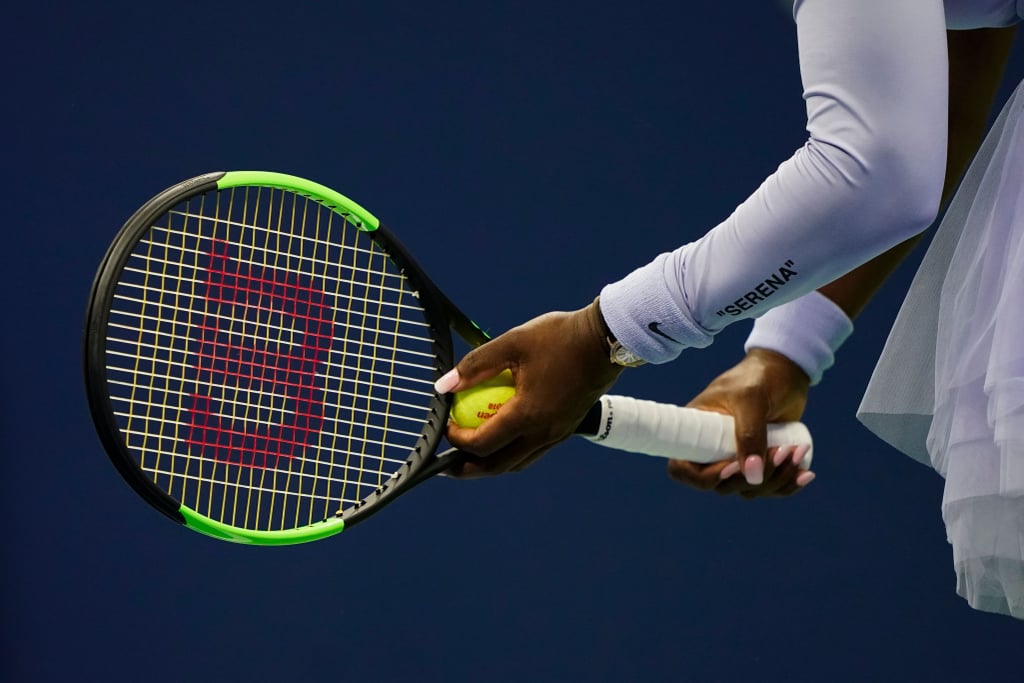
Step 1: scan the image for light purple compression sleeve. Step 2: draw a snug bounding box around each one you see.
[598,0,949,363]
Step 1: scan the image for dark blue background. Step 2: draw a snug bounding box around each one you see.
[5,2,1022,681]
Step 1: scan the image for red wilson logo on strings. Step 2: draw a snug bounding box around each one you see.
[186,240,334,469]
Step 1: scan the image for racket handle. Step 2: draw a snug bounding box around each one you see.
[579,395,813,469]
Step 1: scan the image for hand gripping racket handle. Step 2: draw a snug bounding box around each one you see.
[580,395,813,469]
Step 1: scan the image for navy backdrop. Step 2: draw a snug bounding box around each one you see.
[5,2,1022,681]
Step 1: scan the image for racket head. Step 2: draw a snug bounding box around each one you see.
[85,171,458,544]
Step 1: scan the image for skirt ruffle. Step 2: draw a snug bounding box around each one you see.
[858,79,1024,619]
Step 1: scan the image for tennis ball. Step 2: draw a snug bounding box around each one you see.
[451,369,516,428]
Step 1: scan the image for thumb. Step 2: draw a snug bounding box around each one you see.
[730,396,769,486]
[434,335,518,394]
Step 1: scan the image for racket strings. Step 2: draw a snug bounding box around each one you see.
[105,363,436,413]
[107,293,437,357]
[105,187,438,532]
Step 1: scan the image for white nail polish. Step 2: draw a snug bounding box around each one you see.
[796,471,816,487]
[719,461,741,480]
[434,368,460,394]
[744,456,764,486]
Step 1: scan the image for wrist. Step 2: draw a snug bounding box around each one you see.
[591,297,646,368]
[744,291,853,385]
[745,348,812,389]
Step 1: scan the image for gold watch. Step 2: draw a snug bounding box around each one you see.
[608,338,646,367]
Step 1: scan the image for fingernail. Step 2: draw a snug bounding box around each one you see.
[792,444,811,468]
[744,456,764,486]
[772,445,793,467]
[796,471,816,487]
[434,368,460,394]
[719,461,741,480]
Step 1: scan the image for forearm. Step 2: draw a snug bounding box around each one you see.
[600,0,949,363]
[819,26,1018,319]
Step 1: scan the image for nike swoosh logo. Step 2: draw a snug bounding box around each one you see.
[648,322,680,344]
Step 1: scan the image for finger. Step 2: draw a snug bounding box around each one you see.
[771,482,801,497]
[748,450,801,497]
[448,456,512,479]
[447,454,510,479]
[736,468,798,499]
[448,436,558,479]
[492,427,570,474]
[751,445,812,497]
[445,392,528,456]
[717,448,799,498]
[719,461,741,480]
[771,445,794,469]
[792,444,813,469]
[769,470,816,497]
[435,332,521,395]
[713,475,756,496]
[713,458,778,496]
[507,442,557,473]
[680,460,792,499]
[667,460,732,490]
[446,438,528,479]
[795,470,816,488]
[669,444,807,502]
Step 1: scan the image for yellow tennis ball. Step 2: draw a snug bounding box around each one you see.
[451,369,516,428]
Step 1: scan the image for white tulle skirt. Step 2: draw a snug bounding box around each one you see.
[858,79,1024,620]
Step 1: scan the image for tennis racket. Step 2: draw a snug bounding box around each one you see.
[84,171,813,546]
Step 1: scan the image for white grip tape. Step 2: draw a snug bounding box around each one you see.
[584,395,813,469]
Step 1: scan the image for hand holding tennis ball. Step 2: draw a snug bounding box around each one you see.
[451,369,516,428]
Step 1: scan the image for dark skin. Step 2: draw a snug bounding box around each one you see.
[442,27,1018,488]
[443,302,623,478]
[669,26,1018,498]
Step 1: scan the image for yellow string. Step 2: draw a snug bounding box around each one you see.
[168,197,194,506]
[229,186,248,529]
